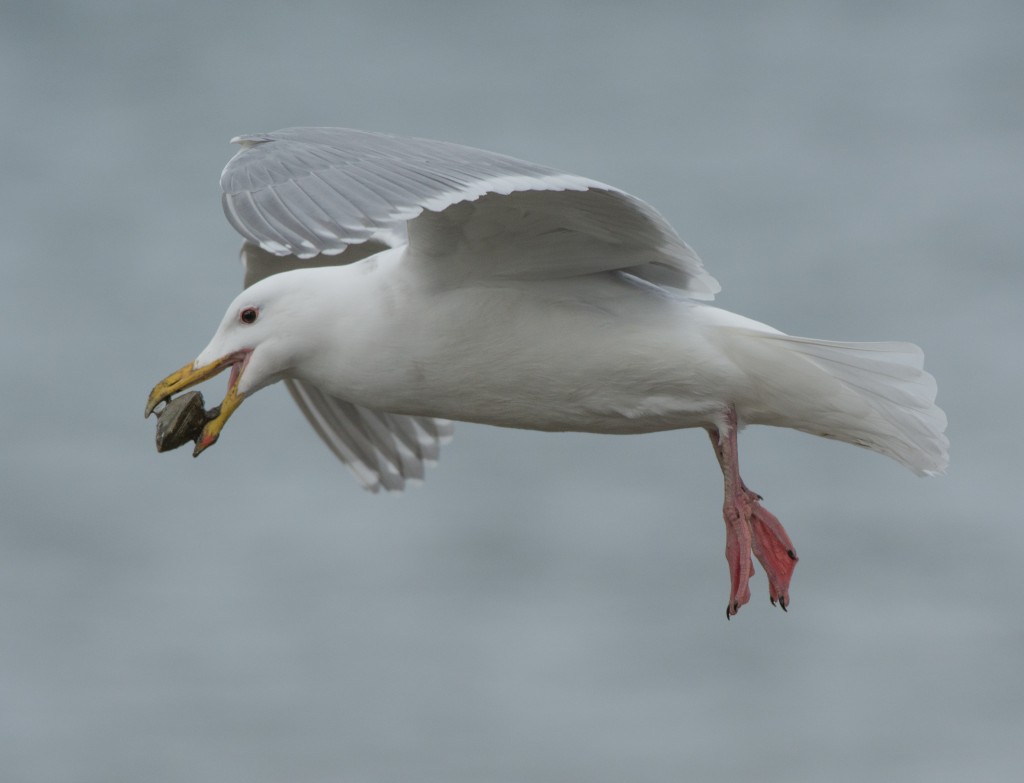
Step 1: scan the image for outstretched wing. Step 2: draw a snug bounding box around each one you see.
[221,127,719,299]
[240,242,452,493]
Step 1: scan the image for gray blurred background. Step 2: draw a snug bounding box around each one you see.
[2,1,1021,781]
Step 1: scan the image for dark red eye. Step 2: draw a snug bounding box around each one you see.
[239,306,259,324]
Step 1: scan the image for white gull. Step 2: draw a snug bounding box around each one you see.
[146,128,948,616]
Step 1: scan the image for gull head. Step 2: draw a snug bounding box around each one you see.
[145,273,313,456]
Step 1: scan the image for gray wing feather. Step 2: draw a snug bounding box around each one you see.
[241,241,453,492]
[406,188,706,289]
[221,127,720,298]
[285,380,453,493]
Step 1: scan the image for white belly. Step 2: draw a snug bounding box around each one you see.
[304,274,748,434]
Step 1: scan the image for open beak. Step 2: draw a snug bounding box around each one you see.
[145,350,251,456]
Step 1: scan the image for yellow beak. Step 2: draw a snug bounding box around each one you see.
[145,350,250,456]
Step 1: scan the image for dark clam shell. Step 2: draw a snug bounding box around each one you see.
[154,391,208,452]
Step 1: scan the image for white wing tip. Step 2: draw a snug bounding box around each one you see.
[230,133,272,148]
[258,239,292,256]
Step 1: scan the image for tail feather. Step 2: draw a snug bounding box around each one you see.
[730,331,949,476]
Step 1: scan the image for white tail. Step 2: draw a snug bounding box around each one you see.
[728,331,949,476]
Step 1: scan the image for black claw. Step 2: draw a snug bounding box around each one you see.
[770,596,777,606]
[787,549,797,560]
[779,597,788,612]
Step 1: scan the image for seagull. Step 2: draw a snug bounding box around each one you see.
[146,127,948,617]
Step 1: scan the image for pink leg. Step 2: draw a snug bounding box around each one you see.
[707,407,799,618]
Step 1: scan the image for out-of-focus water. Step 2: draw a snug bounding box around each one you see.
[2,2,1022,781]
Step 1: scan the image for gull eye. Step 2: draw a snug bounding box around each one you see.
[239,306,259,325]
